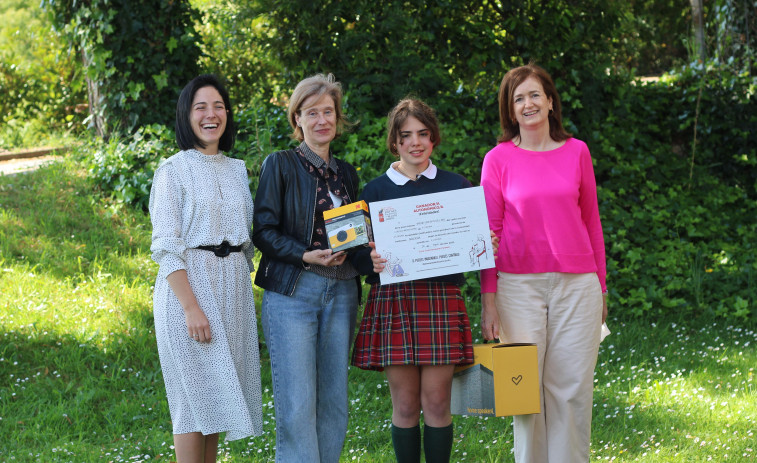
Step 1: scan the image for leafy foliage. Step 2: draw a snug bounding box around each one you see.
[617,0,692,75]
[233,100,292,182]
[88,125,175,210]
[591,67,756,320]
[192,0,285,107]
[0,0,87,147]
[706,0,757,74]
[43,0,202,140]
[254,0,626,118]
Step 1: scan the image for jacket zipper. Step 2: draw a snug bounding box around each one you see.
[288,178,318,296]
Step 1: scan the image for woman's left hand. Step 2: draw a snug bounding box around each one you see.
[602,293,608,324]
[490,230,500,255]
[481,292,500,341]
[303,248,346,267]
[329,251,347,267]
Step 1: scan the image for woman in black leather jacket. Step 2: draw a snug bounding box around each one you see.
[252,73,360,463]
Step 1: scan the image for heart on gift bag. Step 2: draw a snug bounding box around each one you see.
[512,375,523,385]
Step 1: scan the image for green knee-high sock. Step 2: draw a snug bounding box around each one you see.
[391,424,421,463]
[423,423,453,463]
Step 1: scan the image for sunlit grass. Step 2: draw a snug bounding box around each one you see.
[0,118,82,151]
[590,322,755,462]
[1,154,754,462]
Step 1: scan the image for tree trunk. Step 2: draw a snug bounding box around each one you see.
[690,0,706,62]
[80,49,107,140]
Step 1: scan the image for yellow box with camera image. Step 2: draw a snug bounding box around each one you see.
[323,200,373,252]
[450,343,540,417]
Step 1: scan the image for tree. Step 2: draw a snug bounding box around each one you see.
[44,0,202,140]
[251,0,627,131]
[614,0,691,75]
[708,0,756,74]
[0,0,85,133]
[690,0,706,61]
[193,0,285,108]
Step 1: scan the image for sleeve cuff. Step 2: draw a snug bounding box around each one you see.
[157,254,186,279]
[480,267,498,293]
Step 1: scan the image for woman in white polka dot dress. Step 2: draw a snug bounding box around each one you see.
[149,74,263,462]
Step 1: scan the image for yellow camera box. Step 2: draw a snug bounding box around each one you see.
[323,200,373,253]
[450,343,540,417]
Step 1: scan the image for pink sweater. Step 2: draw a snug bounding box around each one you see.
[480,138,607,293]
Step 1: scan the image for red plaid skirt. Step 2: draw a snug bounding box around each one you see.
[351,281,474,371]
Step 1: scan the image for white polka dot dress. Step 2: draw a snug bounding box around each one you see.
[149,149,263,440]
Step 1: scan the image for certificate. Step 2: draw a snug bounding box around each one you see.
[369,186,495,285]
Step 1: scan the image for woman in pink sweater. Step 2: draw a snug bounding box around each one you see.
[480,63,607,463]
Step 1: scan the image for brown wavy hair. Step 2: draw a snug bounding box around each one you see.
[386,98,441,157]
[497,63,571,143]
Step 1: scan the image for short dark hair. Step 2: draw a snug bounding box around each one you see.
[386,98,441,157]
[176,74,235,152]
[497,63,571,144]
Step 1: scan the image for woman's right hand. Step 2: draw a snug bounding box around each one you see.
[184,304,212,343]
[166,269,212,343]
[481,292,500,341]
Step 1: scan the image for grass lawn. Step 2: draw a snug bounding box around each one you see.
[1,155,755,462]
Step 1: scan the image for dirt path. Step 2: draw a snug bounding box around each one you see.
[0,155,61,176]
[0,147,69,176]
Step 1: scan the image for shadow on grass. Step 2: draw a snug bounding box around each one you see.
[0,306,168,455]
[0,158,153,283]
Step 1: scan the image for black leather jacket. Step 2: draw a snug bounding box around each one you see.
[252,149,360,296]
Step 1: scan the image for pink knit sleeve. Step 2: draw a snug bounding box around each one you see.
[480,148,504,293]
[578,143,607,292]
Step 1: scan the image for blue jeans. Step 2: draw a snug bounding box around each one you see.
[261,270,358,463]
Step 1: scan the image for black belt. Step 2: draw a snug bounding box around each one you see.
[195,241,242,257]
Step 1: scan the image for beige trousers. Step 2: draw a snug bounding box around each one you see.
[495,272,602,463]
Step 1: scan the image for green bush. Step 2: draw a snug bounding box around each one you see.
[44,0,201,140]
[587,67,756,321]
[86,100,292,209]
[88,124,175,210]
[233,101,292,185]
